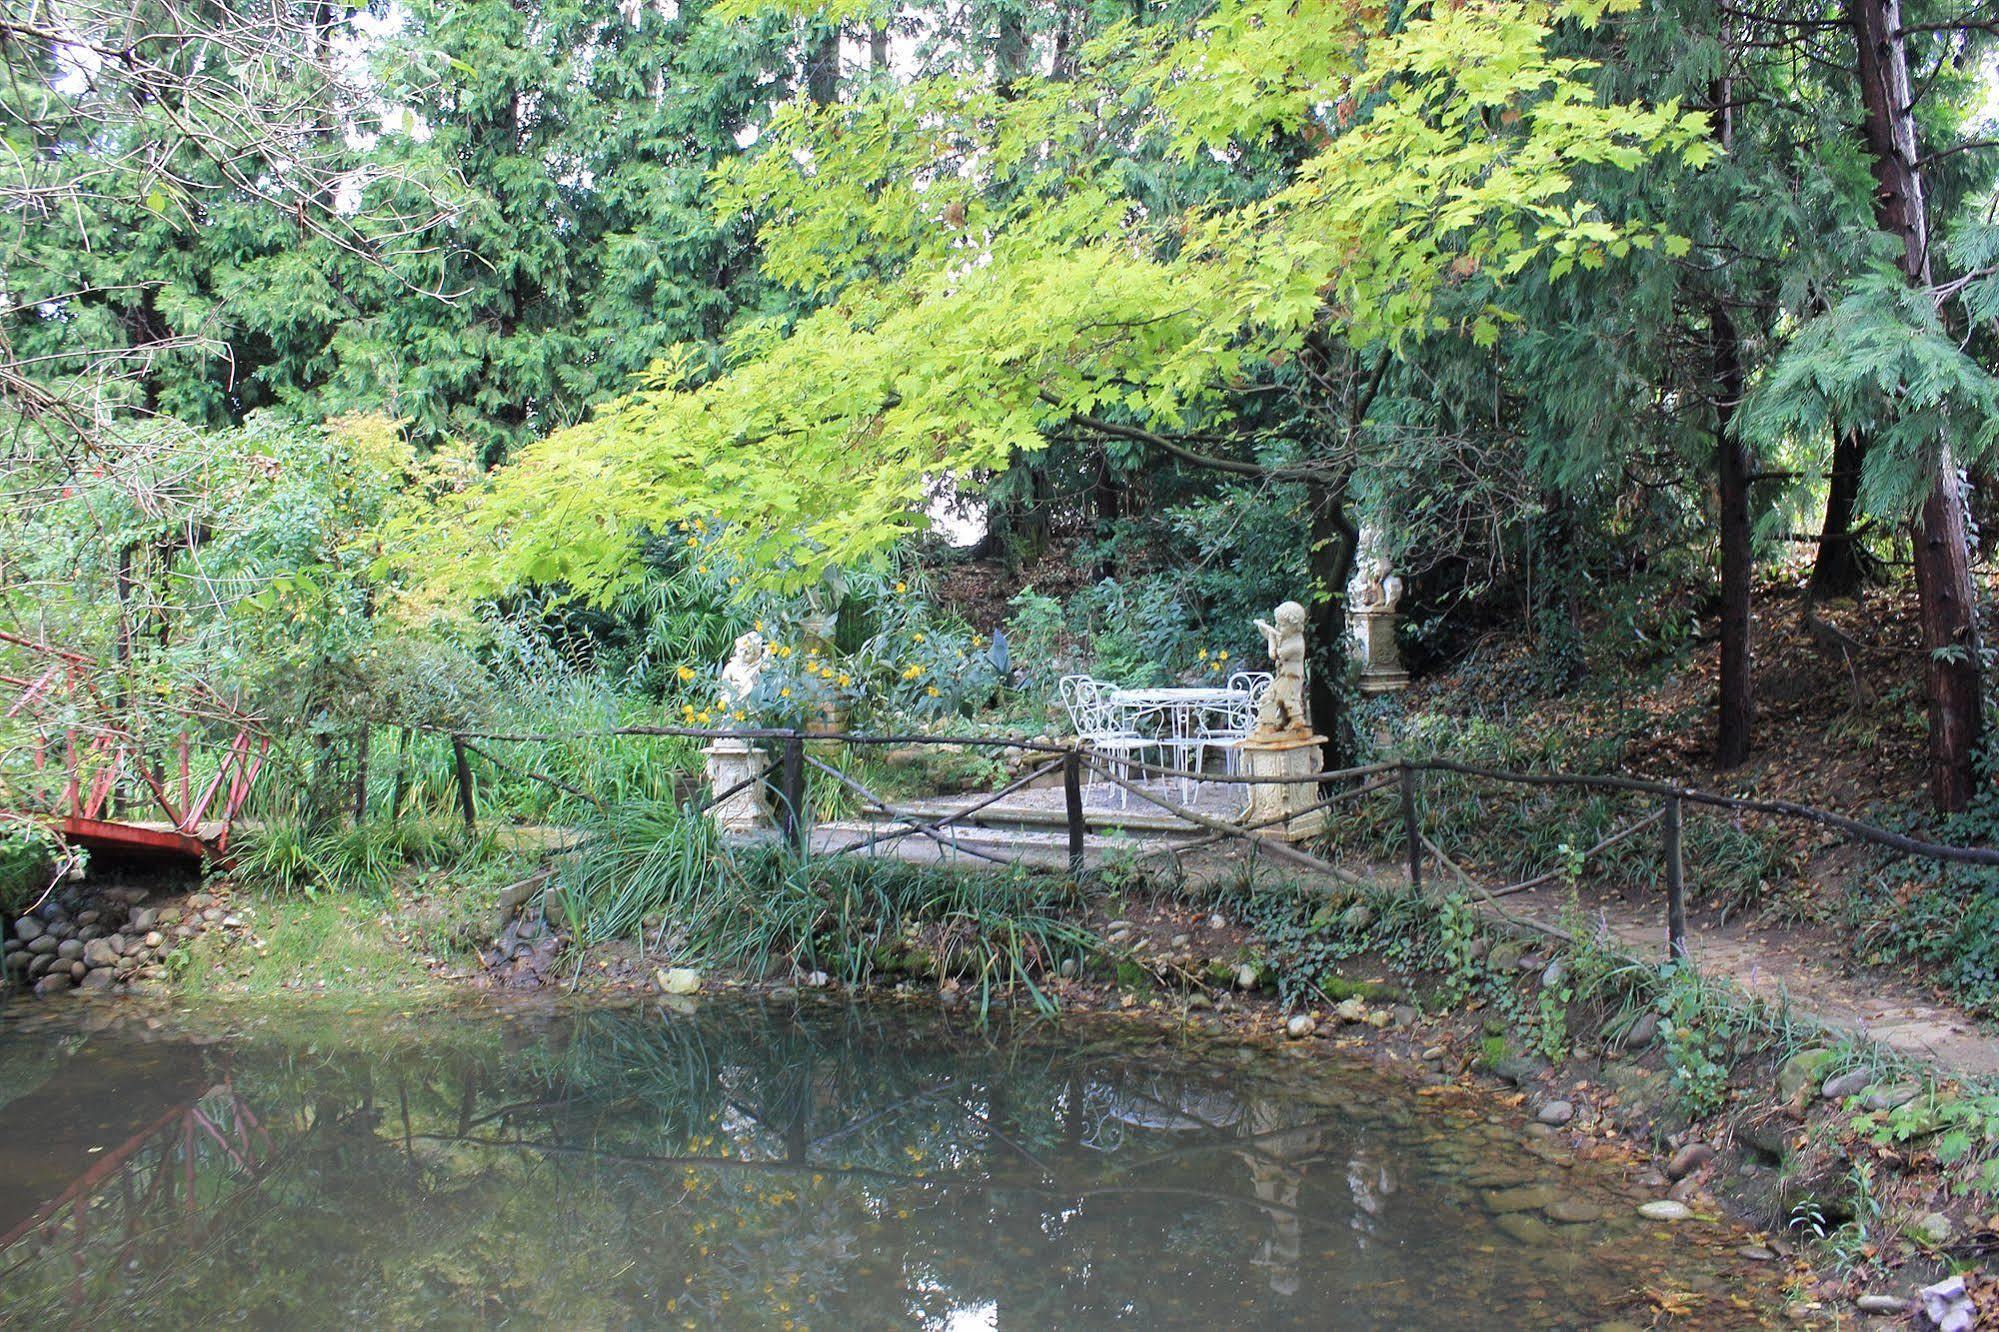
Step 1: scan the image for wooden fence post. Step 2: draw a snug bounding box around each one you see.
[452,734,477,833]
[1664,792,1687,964]
[779,732,807,853]
[1400,760,1423,894]
[1063,747,1085,878]
[353,721,371,823]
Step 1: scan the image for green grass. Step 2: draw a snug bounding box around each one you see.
[174,893,437,1001]
[554,799,1094,1014]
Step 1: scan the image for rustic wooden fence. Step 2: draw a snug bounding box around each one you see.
[426,723,1999,967]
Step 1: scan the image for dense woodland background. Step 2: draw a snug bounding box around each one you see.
[9,0,1999,1003]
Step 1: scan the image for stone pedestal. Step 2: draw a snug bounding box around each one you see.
[1236,730,1328,841]
[1352,608,1409,694]
[701,739,770,834]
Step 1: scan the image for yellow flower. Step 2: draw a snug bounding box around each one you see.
[754,618,764,632]
[696,711,712,724]
[686,536,699,547]
[733,710,746,721]
[676,664,696,682]
[695,563,708,574]
[894,581,907,593]
[774,644,792,657]
[1219,650,1230,661]
[779,686,791,698]
[925,685,940,698]
[682,704,696,718]
[1198,648,1208,660]
[902,664,922,680]
[837,673,852,687]
[912,633,925,644]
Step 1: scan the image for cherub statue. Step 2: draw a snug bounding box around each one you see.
[1253,600,1310,734]
[719,631,769,707]
[1354,555,1403,613]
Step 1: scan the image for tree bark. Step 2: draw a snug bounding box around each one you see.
[1714,305,1754,768]
[805,24,839,106]
[1847,0,1983,810]
[1305,478,1357,767]
[1807,429,1870,600]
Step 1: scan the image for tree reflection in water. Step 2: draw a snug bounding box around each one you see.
[0,999,1783,1328]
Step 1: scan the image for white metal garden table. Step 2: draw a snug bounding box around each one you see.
[1108,685,1254,802]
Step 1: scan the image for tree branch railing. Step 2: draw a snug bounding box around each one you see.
[414,722,1999,968]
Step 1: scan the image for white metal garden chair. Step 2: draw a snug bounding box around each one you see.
[1057,675,1148,808]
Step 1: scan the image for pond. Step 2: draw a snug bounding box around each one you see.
[0,997,1786,1328]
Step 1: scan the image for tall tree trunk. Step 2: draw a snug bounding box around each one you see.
[805,24,839,106]
[1305,478,1357,766]
[1847,0,1983,810]
[1808,429,1870,600]
[869,24,888,72]
[1714,305,1754,768]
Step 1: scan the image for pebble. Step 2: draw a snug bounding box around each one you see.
[1207,914,1226,930]
[1637,1200,1693,1221]
[1619,1012,1659,1050]
[1483,1184,1559,1213]
[129,907,157,932]
[55,939,83,961]
[1235,964,1261,990]
[1169,934,1190,948]
[1854,1295,1906,1315]
[26,935,57,956]
[1537,1100,1575,1126]
[1542,1198,1603,1224]
[1540,959,1567,989]
[1334,998,1367,1023]
[1738,1245,1777,1262]
[13,916,43,942]
[1666,1143,1714,1180]
[1493,1212,1554,1246]
[654,967,701,995]
[1285,1014,1317,1039]
[1912,1211,1953,1246]
[1820,1069,1871,1101]
[143,931,164,949]
[1420,1045,1446,1062]
[1862,1082,1919,1112]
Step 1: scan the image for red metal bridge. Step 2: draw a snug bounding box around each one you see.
[0,632,267,863]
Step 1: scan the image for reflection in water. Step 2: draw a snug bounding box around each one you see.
[0,999,1783,1328]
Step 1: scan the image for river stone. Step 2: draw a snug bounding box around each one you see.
[1854,1295,1907,1315]
[155,907,181,925]
[1912,1211,1954,1246]
[201,907,223,924]
[1776,1049,1835,1100]
[1820,1069,1871,1101]
[1235,963,1261,990]
[32,973,71,996]
[1488,941,1526,972]
[1285,1014,1317,1039]
[1493,1212,1555,1246]
[1483,1184,1559,1213]
[1738,1245,1778,1262]
[1421,1045,1447,1062]
[143,931,164,950]
[1666,1143,1714,1180]
[1493,1055,1551,1086]
[75,924,98,941]
[1616,1011,1659,1051]
[13,916,42,942]
[1543,1197,1603,1224]
[82,938,119,969]
[1862,1082,1919,1111]
[1540,958,1567,989]
[68,960,85,980]
[26,934,57,955]
[26,954,52,979]
[1334,998,1367,1023]
[128,907,157,932]
[1537,1100,1575,1126]
[1392,1004,1420,1028]
[55,938,82,961]
[75,909,100,927]
[1637,1200,1694,1221]
[4,950,28,974]
[78,967,115,992]
[655,967,701,996]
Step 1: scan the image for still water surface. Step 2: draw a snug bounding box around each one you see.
[0,997,1784,1328]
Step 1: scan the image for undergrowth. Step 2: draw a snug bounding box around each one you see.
[554,800,1094,1015]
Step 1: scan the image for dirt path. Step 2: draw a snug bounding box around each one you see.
[815,810,1999,1081]
[1476,876,1999,1079]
